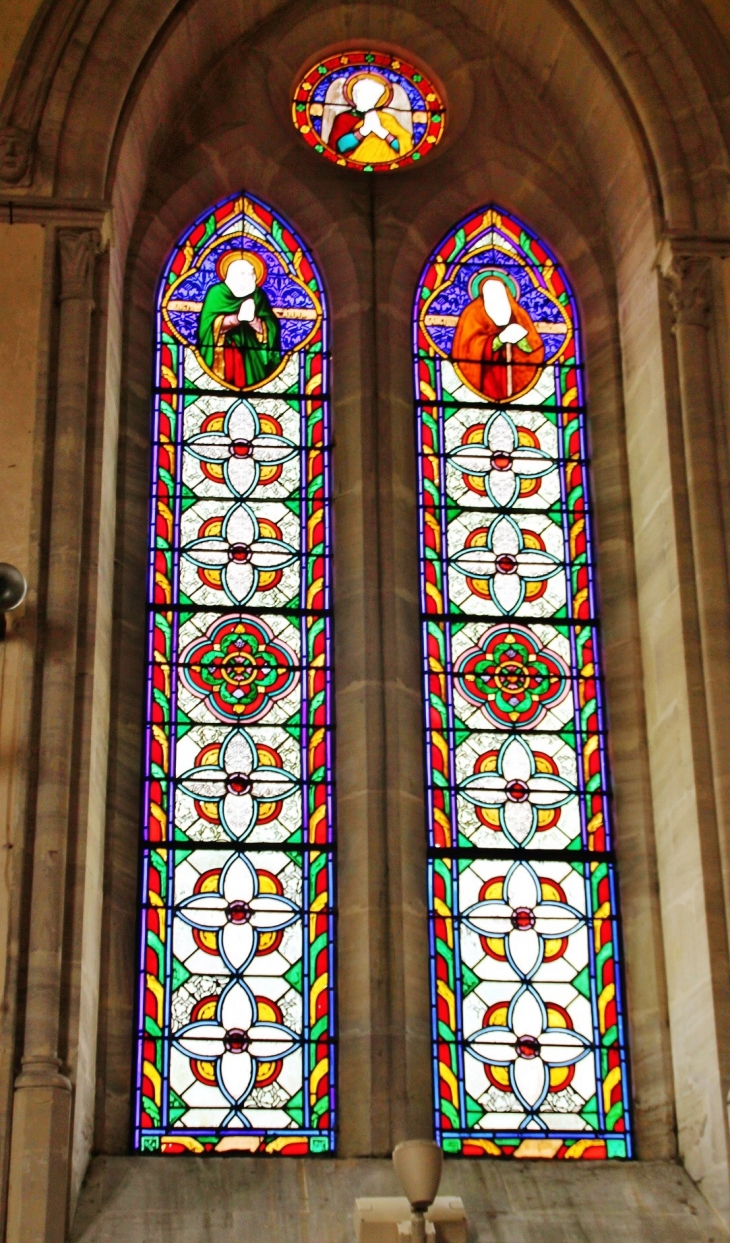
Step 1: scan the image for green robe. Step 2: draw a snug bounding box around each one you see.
[197,281,281,387]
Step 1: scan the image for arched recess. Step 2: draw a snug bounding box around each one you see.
[2,0,730,1238]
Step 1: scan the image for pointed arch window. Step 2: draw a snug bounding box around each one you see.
[134,192,335,1155]
[415,206,632,1158]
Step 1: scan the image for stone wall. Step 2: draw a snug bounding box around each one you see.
[0,0,729,1240]
[70,1156,728,1243]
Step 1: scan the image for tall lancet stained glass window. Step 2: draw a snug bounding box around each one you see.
[416,206,632,1159]
[135,192,335,1155]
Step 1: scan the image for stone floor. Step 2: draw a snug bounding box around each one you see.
[70,1155,729,1242]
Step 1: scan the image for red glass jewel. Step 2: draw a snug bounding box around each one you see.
[226,900,252,925]
[226,773,252,795]
[224,1028,251,1054]
[516,1034,540,1059]
[511,907,536,930]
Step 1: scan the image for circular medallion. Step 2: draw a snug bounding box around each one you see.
[292,50,445,171]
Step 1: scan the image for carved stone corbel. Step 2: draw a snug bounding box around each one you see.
[0,0,89,190]
[0,124,33,186]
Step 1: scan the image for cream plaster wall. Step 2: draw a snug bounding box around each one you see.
[0,0,44,98]
[702,1,730,52]
[0,222,43,617]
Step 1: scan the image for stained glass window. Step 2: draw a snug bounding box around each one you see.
[415,205,632,1159]
[292,51,444,172]
[134,191,335,1156]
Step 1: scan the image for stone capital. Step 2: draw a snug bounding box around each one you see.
[58,228,100,302]
[656,241,713,329]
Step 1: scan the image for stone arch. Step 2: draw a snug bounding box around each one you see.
[1,0,728,226]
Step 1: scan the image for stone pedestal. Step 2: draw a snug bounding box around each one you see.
[5,1078,71,1242]
[354,1196,466,1243]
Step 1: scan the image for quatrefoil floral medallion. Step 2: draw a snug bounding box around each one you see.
[180,616,298,722]
[455,624,569,728]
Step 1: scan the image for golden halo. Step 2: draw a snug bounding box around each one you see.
[215,249,268,285]
[342,70,393,110]
[468,267,520,301]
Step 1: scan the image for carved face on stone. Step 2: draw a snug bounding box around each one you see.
[0,127,32,184]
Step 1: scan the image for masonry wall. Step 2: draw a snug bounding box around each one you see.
[0,1,730,1240]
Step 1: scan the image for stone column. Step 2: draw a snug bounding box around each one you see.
[656,240,730,1216]
[659,244,730,891]
[5,227,99,1243]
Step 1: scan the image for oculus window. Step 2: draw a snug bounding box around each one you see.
[292,50,444,171]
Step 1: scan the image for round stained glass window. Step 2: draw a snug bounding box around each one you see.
[292,50,445,172]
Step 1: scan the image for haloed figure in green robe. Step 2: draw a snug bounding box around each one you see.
[198,250,281,387]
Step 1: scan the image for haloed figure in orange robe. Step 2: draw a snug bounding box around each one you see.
[451,270,545,402]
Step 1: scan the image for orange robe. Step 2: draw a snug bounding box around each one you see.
[451,292,544,402]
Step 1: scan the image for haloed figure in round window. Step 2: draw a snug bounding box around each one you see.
[328,72,413,164]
